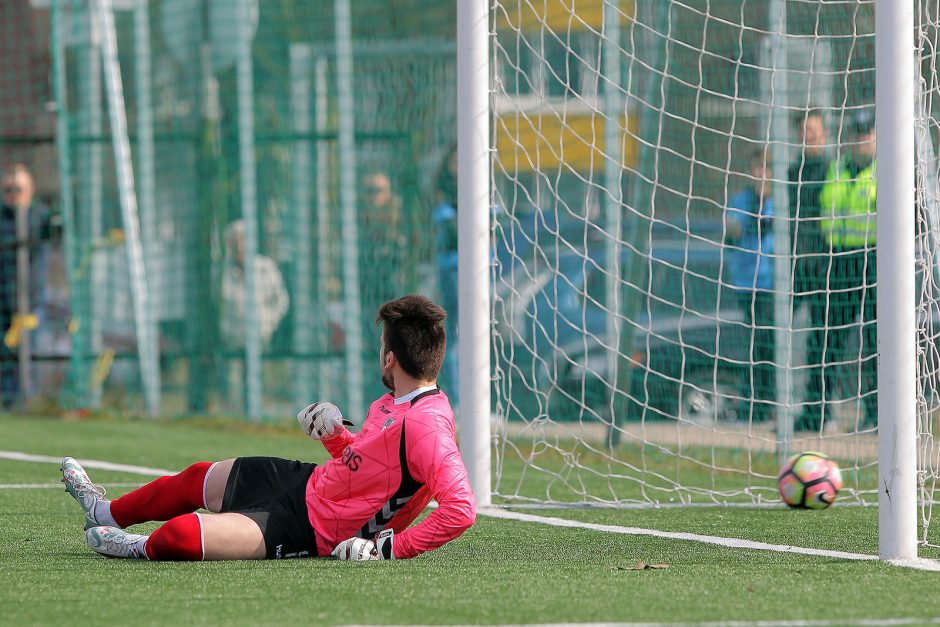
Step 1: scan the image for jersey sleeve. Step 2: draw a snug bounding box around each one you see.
[385,484,432,534]
[321,428,355,459]
[392,409,476,559]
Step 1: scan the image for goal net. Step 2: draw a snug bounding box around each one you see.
[489,0,940,548]
[27,0,940,556]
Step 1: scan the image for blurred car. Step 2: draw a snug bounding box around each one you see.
[493,223,754,429]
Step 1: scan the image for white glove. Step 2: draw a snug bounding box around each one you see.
[331,537,377,561]
[331,530,395,561]
[297,402,351,441]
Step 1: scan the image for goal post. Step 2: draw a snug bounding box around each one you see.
[875,0,917,562]
[457,0,492,507]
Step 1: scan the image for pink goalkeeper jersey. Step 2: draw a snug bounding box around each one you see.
[304,387,476,559]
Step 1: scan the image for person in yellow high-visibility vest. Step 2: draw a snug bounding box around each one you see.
[797,109,877,432]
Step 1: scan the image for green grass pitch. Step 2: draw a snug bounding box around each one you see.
[2,413,939,625]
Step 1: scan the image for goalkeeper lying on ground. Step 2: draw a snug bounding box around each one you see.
[61,294,476,561]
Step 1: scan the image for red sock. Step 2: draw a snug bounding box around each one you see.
[110,462,213,528]
[145,513,203,561]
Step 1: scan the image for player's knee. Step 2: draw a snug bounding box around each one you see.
[146,513,204,561]
[180,462,213,508]
[181,461,213,483]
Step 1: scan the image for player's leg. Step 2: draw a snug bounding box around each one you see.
[86,512,265,561]
[860,250,878,427]
[204,458,235,512]
[753,291,775,422]
[735,289,757,420]
[200,513,267,559]
[85,458,318,560]
[837,252,867,425]
[214,457,315,514]
[815,253,855,431]
[799,270,827,430]
[108,456,291,523]
[0,351,18,408]
[62,456,223,529]
[108,460,220,527]
[61,457,110,529]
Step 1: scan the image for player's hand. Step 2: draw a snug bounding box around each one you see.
[331,537,377,560]
[332,530,395,561]
[297,402,351,441]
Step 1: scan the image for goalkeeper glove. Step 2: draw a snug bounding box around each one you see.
[331,529,395,561]
[297,402,353,441]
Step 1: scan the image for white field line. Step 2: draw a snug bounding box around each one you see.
[495,501,871,510]
[0,451,173,476]
[4,449,940,572]
[479,508,940,572]
[479,507,876,561]
[346,620,940,627]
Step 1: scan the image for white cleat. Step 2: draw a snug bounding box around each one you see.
[61,457,107,530]
[86,526,148,559]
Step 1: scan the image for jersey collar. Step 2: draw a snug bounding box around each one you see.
[393,385,439,406]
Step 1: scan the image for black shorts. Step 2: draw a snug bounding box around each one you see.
[220,456,317,559]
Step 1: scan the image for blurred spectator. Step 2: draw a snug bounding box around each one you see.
[360,171,407,311]
[432,146,459,406]
[219,219,289,412]
[725,149,775,422]
[220,219,290,350]
[0,163,52,408]
[788,109,831,430]
[806,108,877,431]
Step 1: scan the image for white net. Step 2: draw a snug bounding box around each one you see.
[489,0,940,548]
[915,1,940,549]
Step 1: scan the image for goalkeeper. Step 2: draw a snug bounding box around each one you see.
[61,295,476,561]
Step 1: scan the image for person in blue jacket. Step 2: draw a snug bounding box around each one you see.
[725,149,775,423]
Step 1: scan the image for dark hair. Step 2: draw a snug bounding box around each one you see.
[376,295,447,381]
[793,107,825,128]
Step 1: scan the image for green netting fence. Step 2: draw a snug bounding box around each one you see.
[34,0,457,420]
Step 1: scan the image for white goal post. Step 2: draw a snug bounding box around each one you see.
[875,0,915,562]
[458,0,939,563]
[457,0,492,507]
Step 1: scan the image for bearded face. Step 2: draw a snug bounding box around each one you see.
[379,332,394,392]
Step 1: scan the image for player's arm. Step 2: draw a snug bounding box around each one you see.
[331,414,474,561]
[296,402,355,457]
[390,411,476,559]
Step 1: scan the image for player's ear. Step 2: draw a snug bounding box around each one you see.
[385,350,395,368]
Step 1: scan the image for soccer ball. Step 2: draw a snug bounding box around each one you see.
[777,451,843,509]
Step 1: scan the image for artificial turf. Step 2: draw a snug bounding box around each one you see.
[1,413,938,625]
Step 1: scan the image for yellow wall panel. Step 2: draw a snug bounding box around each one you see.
[496,112,637,173]
[495,0,634,33]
